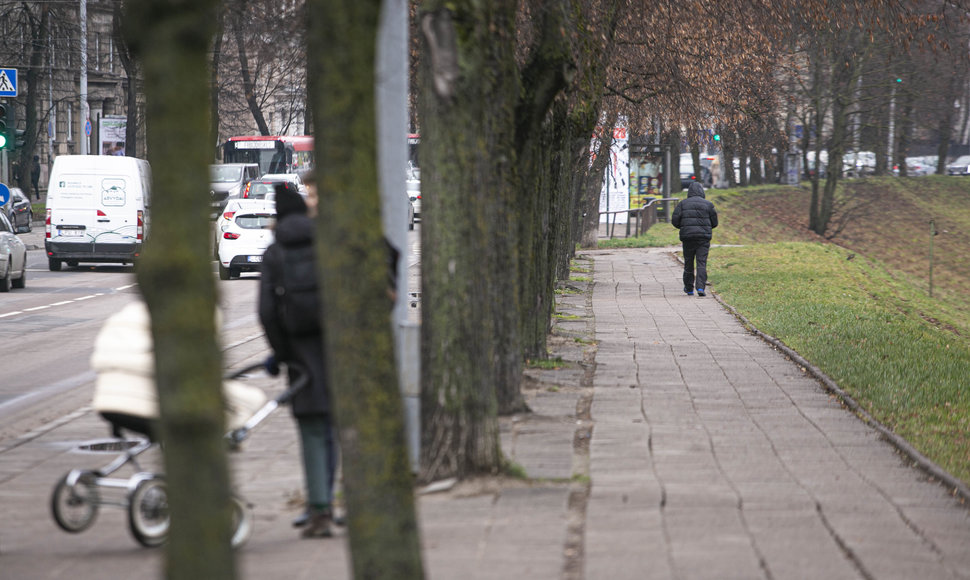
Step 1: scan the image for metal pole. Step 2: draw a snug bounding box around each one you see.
[79,0,89,155]
[377,0,419,470]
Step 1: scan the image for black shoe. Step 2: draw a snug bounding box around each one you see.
[697,288,706,297]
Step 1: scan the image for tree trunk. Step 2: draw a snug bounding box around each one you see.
[233,7,270,135]
[209,8,224,154]
[123,2,233,579]
[17,3,46,191]
[417,1,517,481]
[112,0,138,158]
[306,0,425,575]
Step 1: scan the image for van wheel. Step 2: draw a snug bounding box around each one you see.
[219,264,230,280]
[49,259,62,272]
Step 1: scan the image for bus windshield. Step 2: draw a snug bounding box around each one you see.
[222,136,314,176]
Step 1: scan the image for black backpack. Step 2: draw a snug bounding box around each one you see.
[273,241,321,337]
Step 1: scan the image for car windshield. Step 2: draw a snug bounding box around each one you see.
[210,166,243,183]
[235,213,275,229]
[950,156,970,165]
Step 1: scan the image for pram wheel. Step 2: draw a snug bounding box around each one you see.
[128,477,169,547]
[51,471,100,533]
[230,495,254,548]
[127,477,253,549]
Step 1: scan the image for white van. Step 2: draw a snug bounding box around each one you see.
[45,155,151,271]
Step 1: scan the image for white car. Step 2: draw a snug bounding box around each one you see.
[0,212,27,291]
[946,155,970,176]
[216,199,276,280]
[407,179,421,220]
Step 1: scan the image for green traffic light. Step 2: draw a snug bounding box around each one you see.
[0,132,7,149]
[713,134,721,141]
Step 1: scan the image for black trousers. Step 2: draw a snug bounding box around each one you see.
[682,239,711,291]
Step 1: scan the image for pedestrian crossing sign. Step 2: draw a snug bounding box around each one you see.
[0,68,17,97]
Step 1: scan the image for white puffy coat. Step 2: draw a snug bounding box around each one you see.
[90,301,266,431]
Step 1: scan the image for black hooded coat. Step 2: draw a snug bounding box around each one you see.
[258,188,330,417]
[672,182,718,241]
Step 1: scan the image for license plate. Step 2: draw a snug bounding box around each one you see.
[59,229,85,237]
[247,255,263,263]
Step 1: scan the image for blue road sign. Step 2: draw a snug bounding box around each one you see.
[0,68,17,97]
[0,183,10,207]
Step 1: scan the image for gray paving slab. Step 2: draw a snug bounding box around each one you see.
[584,248,970,580]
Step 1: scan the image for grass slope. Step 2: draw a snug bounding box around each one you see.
[604,177,970,485]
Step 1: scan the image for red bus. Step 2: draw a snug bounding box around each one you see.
[222,135,314,176]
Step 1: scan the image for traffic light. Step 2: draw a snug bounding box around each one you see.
[713,133,721,142]
[0,103,8,150]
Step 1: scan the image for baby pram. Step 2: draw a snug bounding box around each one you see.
[50,302,301,548]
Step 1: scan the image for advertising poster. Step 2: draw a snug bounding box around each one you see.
[99,115,127,156]
[596,121,629,224]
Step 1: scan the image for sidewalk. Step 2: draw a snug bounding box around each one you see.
[2,248,970,579]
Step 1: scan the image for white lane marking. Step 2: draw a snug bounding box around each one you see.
[0,291,110,317]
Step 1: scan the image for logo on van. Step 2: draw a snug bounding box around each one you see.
[101,178,127,206]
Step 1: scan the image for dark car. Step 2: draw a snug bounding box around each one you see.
[4,187,32,233]
[209,163,260,218]
[239,179,282,200]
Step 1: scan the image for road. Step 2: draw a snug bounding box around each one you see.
[0,222,421,449]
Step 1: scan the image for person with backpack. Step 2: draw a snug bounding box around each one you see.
[672,181,718,297]
[258,181,337,538]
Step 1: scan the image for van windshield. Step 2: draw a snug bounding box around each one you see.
[210,166,243,183]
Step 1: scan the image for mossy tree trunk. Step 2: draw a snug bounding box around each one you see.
[123,2,233,578]
[306,0,425,576]
[417,0,521,480]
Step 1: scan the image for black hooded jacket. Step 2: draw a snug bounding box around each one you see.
[258,211,330,417]
[672,182,718,241]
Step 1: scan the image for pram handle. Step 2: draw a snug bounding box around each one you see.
[227,361,270,380]
[226,361,308,446]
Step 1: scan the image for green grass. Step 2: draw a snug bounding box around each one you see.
[526,356,566,369]
[598,224,680,248]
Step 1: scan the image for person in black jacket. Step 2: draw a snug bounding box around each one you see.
[671,181,718,297]
[258,181,337,538]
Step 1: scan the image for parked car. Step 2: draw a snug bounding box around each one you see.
[210,163,260,218]
[4,187,32,233]
[240,179,284,200]
[407,179,421,220]
[945,155,970,176]
[216,199,276,280]
[260,173,307,194]
[0,211,27,291]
